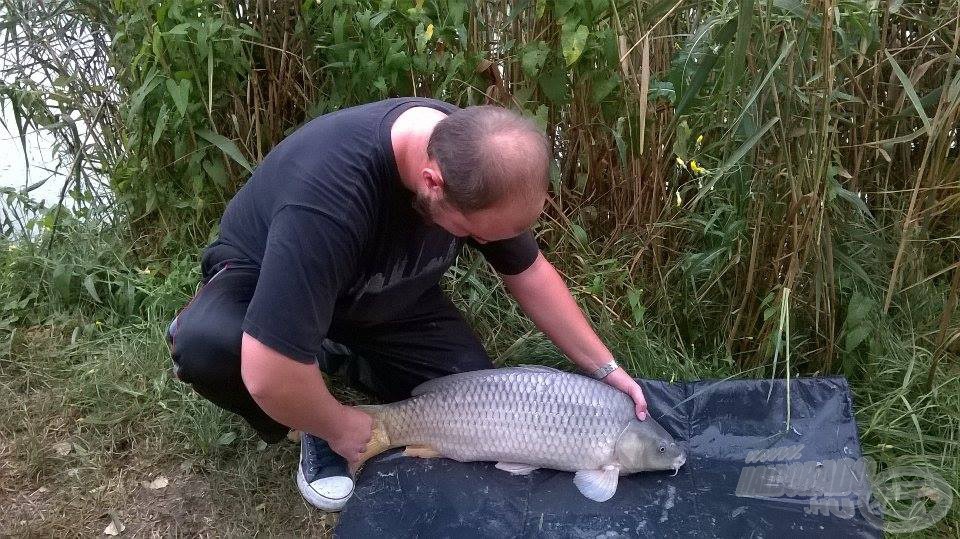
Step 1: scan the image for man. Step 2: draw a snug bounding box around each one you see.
[167,97,648,512]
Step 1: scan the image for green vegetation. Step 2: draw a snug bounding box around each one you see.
[1,0,957,535]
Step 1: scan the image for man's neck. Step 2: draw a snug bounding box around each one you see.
[391,107,446,192]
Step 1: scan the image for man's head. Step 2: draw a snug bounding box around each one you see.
[415,105,549,243]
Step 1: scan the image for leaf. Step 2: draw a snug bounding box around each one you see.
[196,129,253,173]
[147,475,169,489]
[521,42,550,77]
[570,223,589,245]
[691,116,779,206]
[845,290,875,326]
[370,10,390,28]
[166,78,191,117]
[592,74,620,103]
[127,69,161,124]
[674,18,738,118]
[554,0,575,18]
[415,22,434,52]
[202,158,228,189]
[728,0,756,86]
[53,441,73,456]
[772,0,807,18]
[731,40,795,129]
[539,66,569,105]
[829,174,874,221]
[885,51,932,134]
[713,116,780,177]
[52,264,72,298]
[217,432,237,445]
[103,514,125,536]
[561,23,589,66]
[648,80,676,103]
[627,289,645,325]
[151,104,169,148]
[165,22,191,35]
[845,324,872,352]
[83,274,101,303]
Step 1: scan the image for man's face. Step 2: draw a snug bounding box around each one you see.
[414,190,543,244]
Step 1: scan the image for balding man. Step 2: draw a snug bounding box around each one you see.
[166,98,648,511]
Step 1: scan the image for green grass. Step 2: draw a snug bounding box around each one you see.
[0,321,334,536]
[0,225,956,536]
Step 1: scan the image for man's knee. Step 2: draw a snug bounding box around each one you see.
[168,313,242,386]
[451,346,494,373]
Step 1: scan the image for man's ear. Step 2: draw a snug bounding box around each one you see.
[422,165,445,193]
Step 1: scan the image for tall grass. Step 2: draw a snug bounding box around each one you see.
[1,0,958,534]
[3,0,956,372]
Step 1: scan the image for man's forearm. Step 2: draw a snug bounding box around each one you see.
[240,333,345,440]
[502,253,648,418]
[501,252,615,373]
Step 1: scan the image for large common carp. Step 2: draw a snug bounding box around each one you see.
[359,366,686,502]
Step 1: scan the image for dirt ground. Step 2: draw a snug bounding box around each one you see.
[0,327,337,537]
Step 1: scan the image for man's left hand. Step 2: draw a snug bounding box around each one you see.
[603,367,648,421]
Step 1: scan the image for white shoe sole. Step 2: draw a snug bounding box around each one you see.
[296,466,354,512]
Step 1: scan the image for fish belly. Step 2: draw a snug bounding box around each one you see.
[381,368,635,472]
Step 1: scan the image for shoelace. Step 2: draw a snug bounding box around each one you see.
[303,435,349,477]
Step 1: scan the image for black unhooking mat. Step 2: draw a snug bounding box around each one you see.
[336,377,882,538]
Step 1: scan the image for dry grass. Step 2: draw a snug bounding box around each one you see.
[0,327,334,537]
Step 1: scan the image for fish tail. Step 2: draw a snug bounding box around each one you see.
[357,405,393,466]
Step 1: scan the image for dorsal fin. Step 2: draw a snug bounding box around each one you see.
[410,369,500,396]
[515,364,565,374]
[410,365,568,396]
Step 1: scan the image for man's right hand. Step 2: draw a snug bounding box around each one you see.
[326,405,374,467]
[241,333,375,468]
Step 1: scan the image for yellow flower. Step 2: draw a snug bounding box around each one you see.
[675,191,682,207]
[675,156,686,168]
[696,134,704,149]
[689,160,708,175]
[424,24,434,41]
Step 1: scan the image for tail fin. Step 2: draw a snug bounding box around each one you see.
[357,405,392,467]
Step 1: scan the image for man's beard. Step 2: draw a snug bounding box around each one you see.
[412,190,437,225]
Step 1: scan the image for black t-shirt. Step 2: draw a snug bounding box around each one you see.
[212,98,539,363]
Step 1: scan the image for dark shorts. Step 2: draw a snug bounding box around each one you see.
[166,248,493,443]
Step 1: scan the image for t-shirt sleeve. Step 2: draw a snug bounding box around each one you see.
[242,205,361,363]
[469,230,540,275]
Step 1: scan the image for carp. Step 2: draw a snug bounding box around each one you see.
[359,366,686,502]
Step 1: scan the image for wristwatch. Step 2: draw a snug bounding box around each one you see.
[589,359,619,380]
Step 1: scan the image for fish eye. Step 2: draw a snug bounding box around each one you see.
[658,445,665,453]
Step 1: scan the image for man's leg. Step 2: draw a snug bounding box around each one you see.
[326,286,495,402]
[167,265,290,443]
[168,264,354,511]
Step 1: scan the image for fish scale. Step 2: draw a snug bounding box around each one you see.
[373,367,636,472]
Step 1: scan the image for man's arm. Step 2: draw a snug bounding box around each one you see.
[500,252,648,420]
[240,333,373,466]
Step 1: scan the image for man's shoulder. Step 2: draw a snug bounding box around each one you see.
[320,97,458,119]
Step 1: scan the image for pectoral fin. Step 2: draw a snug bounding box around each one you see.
[573,466,620,502]
[403,444,441,459]
[495,462,539,475]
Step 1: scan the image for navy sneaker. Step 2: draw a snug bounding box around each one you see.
[297,433,354,511]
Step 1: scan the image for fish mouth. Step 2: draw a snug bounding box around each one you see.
[670,454,687,476]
